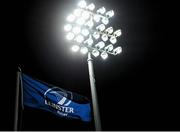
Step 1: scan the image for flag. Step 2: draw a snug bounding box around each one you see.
[22,73,91,122]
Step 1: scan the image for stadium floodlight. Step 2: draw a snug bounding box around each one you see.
[105,10,114,18]
[85,19,94,28]
[71,45,80,52]
[81,28,89,36]
[80,46,88,54]
[64,24,72,32]
[78,0,87,8]
[104,44,113,52]
[73,9,82,17]
[66,14,76,22]
[75,35,84,43]
[110,36,117,44]
[76,17,86,25]
[82,11,90,20]
[66,32,75,40]
[93,14,101,22]
[93,32,100,39]
[87,3,95,11]
[105,27,113,34]
[97,7,106,14]
[95,41,105,49]
[113,46,122,55]
[101,34,108,41]
[101,17,109,25]
[92,49,100,57]
[64,0,123,130]
[113,29,122,37]
[72,26,81,34]
[101,51,108,59]
[96,24,105,31]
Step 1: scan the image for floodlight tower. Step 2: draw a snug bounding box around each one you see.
[64,0,122,130]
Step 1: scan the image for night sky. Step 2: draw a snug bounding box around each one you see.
[1,0,179,131]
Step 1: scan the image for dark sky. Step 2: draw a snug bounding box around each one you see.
[1,0,179,131]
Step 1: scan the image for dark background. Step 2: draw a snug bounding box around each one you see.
[1,0,179,131]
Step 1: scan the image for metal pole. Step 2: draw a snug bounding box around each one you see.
[14,67,21,131]
[87,52,101,131]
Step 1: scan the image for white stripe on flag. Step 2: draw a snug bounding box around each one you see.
[64,100,71,106]
[57,97,66,105]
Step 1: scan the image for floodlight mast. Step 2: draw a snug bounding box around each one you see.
[64,0,122,130]
[87,52,101,131]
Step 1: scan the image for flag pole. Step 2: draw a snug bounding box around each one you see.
[14,67,21,131]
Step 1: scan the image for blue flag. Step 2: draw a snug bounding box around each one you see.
[22,73,91,122]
